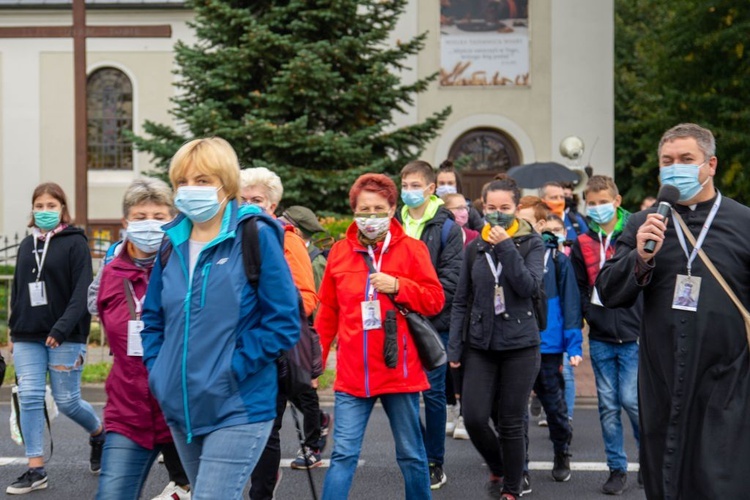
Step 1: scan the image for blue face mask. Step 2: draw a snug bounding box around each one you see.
[401,189,426,208]
[126,219,165,254]
[659,163,709,202]
[587,203,616,225]
[174,186,224,223]
[33,211,61,231]
[435,185,457,197]
[555,233,567,246]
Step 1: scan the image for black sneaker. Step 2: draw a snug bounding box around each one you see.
[552,451,571,482]
[90,432,105,474]
[429,463,447,490]
[602,469,628,495]
[6,469,48,495]
[522,472,532,495]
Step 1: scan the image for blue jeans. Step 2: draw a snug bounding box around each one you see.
[323,391,430,500]
[589,339,640,471]
[14,341,101,458]
[171,421,273,500]
[96,432,161,500]
[562,353,575,420]
[421,331,448,466]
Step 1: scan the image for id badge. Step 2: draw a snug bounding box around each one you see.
[494,286,506,315]
[591,287,604,307]
[361,300,382,330]
[672,274,700,312]
[127,320,145,356]
[29,281,48,307]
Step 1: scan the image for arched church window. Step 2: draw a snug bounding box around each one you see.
[447,128,521,201]
[448,128,520,172]
[87,68,133,170]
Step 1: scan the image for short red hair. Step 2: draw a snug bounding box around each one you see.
[349,173,398,211]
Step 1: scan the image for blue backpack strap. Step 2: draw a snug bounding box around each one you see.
[440,217,455,250]
[103,240,122,266]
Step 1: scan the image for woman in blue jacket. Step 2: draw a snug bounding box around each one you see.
[141,137,300,500]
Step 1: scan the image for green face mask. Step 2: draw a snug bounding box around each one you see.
[33,210,61,231]
[485,211,516,229]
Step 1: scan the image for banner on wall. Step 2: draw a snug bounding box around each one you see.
[439,0,530,87]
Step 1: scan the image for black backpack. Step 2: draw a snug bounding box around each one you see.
[159,217,323,397]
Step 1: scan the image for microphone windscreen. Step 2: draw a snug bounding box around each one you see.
[657,184,680,206]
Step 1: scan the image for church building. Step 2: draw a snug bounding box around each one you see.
[0,0,614,244]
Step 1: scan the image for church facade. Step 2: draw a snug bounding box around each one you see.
[0,0,613,242]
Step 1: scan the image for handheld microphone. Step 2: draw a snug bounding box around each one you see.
[644,184,680,254]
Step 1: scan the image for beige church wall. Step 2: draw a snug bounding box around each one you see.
[550,0,614,179]
[418,0,553,167]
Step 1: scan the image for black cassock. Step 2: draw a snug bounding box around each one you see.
[597,193,750,500]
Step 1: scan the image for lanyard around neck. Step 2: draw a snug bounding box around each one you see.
[485,252,502,284]
[126,280,145,319]
[672,192,722,277]
[33,236,52,282]
[597,231,614,270]
[366,231,392,300]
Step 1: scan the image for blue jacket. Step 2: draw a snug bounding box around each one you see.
[141,202,300,442]
[539,233,583,357]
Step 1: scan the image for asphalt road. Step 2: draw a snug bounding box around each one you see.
[0,399,645,499]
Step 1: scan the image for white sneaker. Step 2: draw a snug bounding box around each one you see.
[445,404,458,435]
[150,481,191,500]
[453,416,469,440]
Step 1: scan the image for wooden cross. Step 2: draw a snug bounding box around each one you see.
[0,0,171,230]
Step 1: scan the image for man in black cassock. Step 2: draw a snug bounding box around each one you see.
[597,123,750,499]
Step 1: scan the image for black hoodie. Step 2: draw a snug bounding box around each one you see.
[10,226,93,344]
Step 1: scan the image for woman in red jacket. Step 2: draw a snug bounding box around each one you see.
[315,173,445,500]
[94,178,189,500]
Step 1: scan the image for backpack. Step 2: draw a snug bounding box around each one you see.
[463,237,548,332]
[158,217,323,397]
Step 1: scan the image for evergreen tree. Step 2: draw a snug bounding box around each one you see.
[133,0,450,213]
[615,0,750,207]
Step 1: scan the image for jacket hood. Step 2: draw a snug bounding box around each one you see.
[513,217,535,238]
[586,206,631,236]
[541,231,559,249]
[163,200,281,248]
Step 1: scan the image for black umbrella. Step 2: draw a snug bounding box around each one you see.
[506,162,580,189]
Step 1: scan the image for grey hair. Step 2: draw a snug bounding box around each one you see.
[537,181,563,198]
[239,167,284,205]
[658,123,716,161]
[122,177,175,218]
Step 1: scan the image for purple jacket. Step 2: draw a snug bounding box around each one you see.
[97,246,172,449]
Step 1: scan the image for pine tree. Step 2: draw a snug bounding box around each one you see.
[133,0,451,213]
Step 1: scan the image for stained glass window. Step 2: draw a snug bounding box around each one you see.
[87,68,133,170]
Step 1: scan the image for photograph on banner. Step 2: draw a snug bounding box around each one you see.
[439,0,530,87]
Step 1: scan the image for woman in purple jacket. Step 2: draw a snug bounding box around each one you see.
[94,178,189,500]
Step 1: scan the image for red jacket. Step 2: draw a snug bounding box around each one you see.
[315,220,445,397]
[96,246,172,449]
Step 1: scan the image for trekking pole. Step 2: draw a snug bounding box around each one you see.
[289,401,319,500]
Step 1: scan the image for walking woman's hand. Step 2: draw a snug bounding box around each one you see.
[45,336,59,349]
[450,362,461,369]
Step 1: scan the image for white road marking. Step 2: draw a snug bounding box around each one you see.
[528,461,640,472]
[279,459,364,469]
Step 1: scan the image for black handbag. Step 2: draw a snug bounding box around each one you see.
[362,254,447,371]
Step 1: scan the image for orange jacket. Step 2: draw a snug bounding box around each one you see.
[284,227,318,316]
[314,220,445,397]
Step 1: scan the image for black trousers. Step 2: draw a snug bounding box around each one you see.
[531,353,571,453]
[162,441,189,487]
[462,346,540,496]
[249,388,288,500]
[288,384,324,450]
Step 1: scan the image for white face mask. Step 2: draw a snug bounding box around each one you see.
[354,213,391,239]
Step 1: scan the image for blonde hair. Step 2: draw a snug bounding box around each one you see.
[239,167,284,205]
[122,177,175,218]
[168,137,240,199]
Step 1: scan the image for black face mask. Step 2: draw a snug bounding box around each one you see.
[565,195,579,212]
